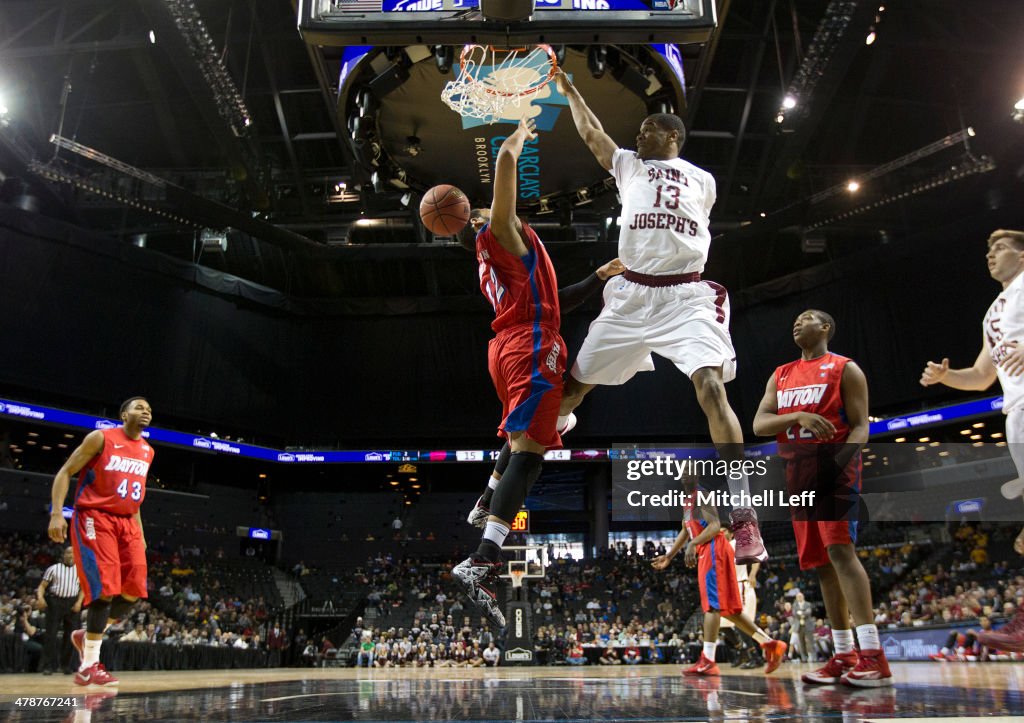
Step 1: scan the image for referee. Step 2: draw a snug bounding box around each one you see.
[36,546,82,675]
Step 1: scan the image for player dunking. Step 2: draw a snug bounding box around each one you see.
[652,475,786,676]
[553,70,766,564]
[48,397,154,687]
[753,311,892,687]
[920,228,1024,651]
[451,118,565,627]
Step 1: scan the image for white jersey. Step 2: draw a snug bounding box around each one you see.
[611,149,716,275]
[983,271,1024,414]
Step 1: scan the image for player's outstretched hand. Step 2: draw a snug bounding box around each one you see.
[48,511,67,543]
[1000,341,1024,377]
[920,358,949,386]
[512,116,537,142]
[795,412,836,441]
[683,543,697,568]
[554,69,573,95]
[650,555,672,571]
[597,258,625,280]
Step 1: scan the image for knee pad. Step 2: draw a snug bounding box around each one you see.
[494,442,512,476]
[109,595,136,621]
[490,451,543,522]
[86,600,112,634]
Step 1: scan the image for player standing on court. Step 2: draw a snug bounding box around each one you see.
[451,118,565,628]
[753,310,892,687]
[920,229,1024,652]
[552,70,766,564]
[651,475,786,676]
[48,396,154,687]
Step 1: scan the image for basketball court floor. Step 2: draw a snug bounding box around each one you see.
[5,663,1024,722]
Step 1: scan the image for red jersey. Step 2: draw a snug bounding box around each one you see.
[476,221,560,333]
[74,428,154,515]
[773,352,852,445]
[682,487,717,549]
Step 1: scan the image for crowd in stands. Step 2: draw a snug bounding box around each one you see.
[0,532,296,672]
[4,518,1024,673]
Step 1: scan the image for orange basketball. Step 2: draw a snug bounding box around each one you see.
[419,184,471,236]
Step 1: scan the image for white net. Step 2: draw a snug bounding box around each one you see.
[509,568,527,589]
[441,45,556,124]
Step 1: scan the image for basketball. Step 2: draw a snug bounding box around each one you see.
[419,184,471,236]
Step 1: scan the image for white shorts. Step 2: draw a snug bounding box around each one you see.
[571,277,737,386]
[720,580,756,628]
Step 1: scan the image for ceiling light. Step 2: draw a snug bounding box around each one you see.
[759,212,766,218]
[865,29,876,45]
[972,422,985,428]
[149,30,156,44]
[782,95,797,109]
[1016,97,1024,111]
[918,437,929,442]
[894,437,905,443]
[846,180,860,192]
[775,113,785,124]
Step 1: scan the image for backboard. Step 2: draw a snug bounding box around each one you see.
[299,0,716,46]
[498,544,548,581]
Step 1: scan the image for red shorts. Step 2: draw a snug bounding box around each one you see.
[488,323,566,449]
[71,507,148,605]
[697,533,743,615]
[787,455,861,570]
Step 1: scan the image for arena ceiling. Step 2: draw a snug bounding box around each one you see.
[0,0,1022,298]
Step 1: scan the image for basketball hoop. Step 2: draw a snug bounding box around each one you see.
[441,45,558,124]
[509,568,527,589]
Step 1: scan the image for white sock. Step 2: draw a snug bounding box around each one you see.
[726,471,751,500]
[833,628,855,655]
[703,641,717,660]
[81,637,102,669]
[855,624,880,651]
[751,628,771,645]
[482,520,510,548]
[556,414,570,430]
[487,476,499,490]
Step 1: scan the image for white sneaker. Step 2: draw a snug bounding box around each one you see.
[466,496,490,528]
[558,413,577,436]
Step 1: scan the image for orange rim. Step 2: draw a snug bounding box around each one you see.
[456,44,559,98]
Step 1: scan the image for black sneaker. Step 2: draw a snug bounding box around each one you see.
[452,555,506,627]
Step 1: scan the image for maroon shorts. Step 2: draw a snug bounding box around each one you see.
[697,533,743,615]
[71,508,148,605]
[488,323,566,449]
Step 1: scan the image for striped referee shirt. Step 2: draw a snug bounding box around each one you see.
[42,563,80,599]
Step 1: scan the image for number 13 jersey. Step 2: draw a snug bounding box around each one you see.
[611,149,716,276]
[75,428,154,515]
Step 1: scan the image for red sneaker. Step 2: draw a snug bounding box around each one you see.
[74,662,119,687]
[802,651,858,684]
[71,629,86,658]
[761,639,788,674]
[841,649,893,688]
[730,508,768,564]
[683,654,721,676]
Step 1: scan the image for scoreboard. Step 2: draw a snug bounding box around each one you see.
[299,0,717,45]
